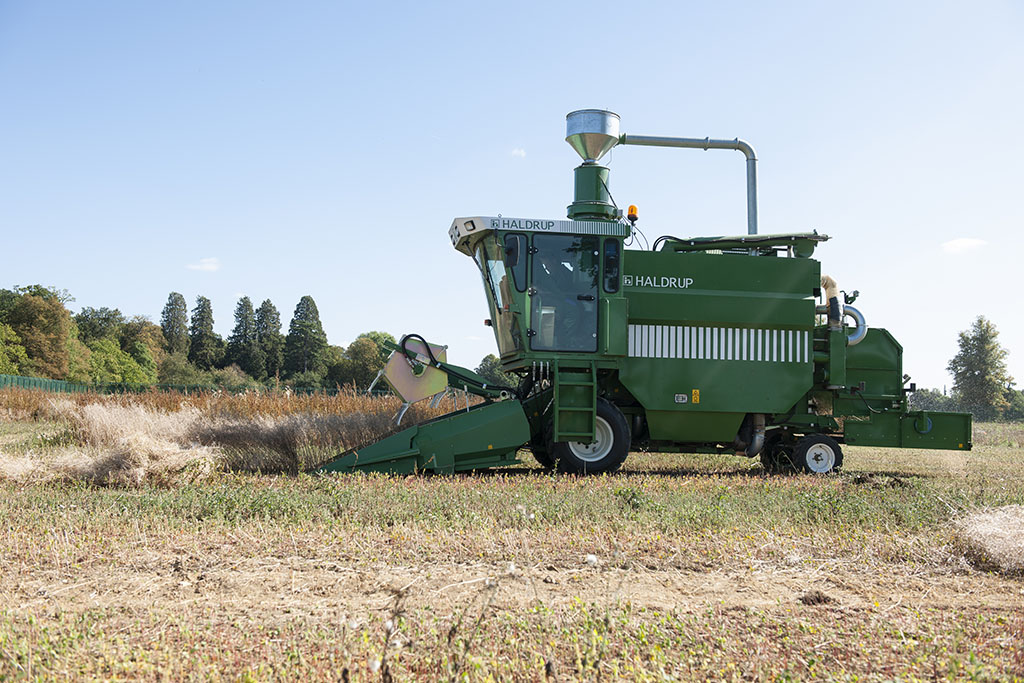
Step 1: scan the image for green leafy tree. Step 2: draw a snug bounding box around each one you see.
[74,307,125,344]
[158,352,212,386]
[3,287,72,379]
[64,320,92,383]
[357,331,397,364]
[283,296,328,379]
[226,296,266,379]
[211,364,260,391]
[127,341,157,383]
[0,323,28,374]
[1003,389,1024,422]
[288,369,327,390]
[119,316,167,370]
[5,285,73,305]
[160,292,190,355]
[188,296,224,370]
[322,345,345,387]
[325,337,384,390]
[0,289,18,323]
[475,354,515,387]
[86,338,150,384]
[255,299,284,381]
[947,316,1012,420]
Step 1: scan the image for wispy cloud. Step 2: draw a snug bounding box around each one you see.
[510,147,526,158]
[186,257,221,272]
[941,238,987,254]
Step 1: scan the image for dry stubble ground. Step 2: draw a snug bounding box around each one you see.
[0,391,1022,680]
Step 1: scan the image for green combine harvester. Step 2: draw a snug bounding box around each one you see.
[317,109,971,476]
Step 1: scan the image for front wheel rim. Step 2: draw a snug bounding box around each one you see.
[805,443,836,473]
[567,417,614,463]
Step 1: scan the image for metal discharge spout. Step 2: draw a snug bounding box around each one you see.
[618,134,759,235]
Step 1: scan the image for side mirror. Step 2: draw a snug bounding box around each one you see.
[504,234,521,267]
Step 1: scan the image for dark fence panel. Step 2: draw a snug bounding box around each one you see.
[0,374,386,397]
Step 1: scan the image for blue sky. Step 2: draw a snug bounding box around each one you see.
[1,1,1021,389]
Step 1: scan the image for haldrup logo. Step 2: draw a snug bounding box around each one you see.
[623,275,694,289]
[490,218,555,231]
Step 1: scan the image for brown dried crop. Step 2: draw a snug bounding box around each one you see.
[0,389,453,486]
[0,400,219,486]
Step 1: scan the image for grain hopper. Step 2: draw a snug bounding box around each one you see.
[316,110,972,475]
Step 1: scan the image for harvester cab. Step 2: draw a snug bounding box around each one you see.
[314,110,972,476]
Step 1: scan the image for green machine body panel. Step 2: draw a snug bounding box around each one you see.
[830,328,973,450]
[617,248,819,442]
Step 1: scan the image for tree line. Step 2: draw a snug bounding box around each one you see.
[0,285,396,391]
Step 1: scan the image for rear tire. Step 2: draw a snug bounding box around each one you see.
[550,398,630,475]
[793,434,843,474]
[760,432,798,474]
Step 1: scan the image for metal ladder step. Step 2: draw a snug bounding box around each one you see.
[553,361,598,444]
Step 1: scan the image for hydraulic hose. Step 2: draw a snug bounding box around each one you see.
[745,414,766,457]
[399,333,517,396]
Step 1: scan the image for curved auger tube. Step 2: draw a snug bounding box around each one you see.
[843,305,868,346]
[619,134,758,235]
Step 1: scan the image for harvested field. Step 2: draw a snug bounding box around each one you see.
[1,389,1023,680]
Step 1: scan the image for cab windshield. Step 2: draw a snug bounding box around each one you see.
[474,236,519,354]
[475,240,507,312]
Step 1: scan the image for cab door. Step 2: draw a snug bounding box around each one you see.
[529,234,599,352]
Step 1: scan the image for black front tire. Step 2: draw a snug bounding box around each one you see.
[549,398,630,475]
[530,438,556,470]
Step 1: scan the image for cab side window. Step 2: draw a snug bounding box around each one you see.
[603,239,620,293]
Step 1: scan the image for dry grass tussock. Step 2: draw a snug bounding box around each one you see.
[0,393,443,486]
[955,505,1024,575]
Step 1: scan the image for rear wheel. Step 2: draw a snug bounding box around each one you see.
[760,432,798,474]
[550,399,630,474]
[793,434,843,474]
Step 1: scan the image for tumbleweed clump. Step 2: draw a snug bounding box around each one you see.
[954,505,1024,575]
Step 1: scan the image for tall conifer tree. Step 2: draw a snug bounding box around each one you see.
[283,295,328,378]
[255,299,284,380]
[160,292,190,355]
[226,296,265,379]
[188,296,223,370]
